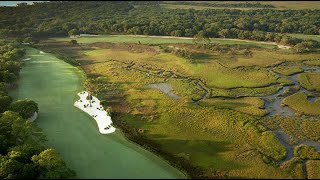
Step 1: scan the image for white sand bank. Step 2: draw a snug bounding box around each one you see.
[22,58,31,61]
[74,91,115,134]
[28,112,38,121]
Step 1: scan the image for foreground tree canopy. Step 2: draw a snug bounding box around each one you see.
[9,99,38,119]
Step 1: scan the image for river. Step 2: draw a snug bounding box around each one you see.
[9,47,186,179]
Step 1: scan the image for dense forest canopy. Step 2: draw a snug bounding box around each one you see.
[0,1,319,41]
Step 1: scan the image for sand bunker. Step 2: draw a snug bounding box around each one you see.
[28,112,38,121]
[22,58,31,61]
[74,91,115,134]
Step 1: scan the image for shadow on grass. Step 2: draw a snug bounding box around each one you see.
[149,137,245,171]
[192,53,218,64]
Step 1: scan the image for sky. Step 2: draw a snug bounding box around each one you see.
[0,1,47,6]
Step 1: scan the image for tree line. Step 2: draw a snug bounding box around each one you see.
[0,1,319,41]
[162,1,276,8]
[0,40,75,179]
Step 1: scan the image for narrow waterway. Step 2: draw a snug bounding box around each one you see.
[9,47,186,179]
[263,67,320,117]
[262,66,320,165]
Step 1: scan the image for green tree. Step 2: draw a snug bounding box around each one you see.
[70,40,78,45]
[218,29,230,39]
[0,95,12,113]
[9,99,38,119]
[193,32,211,48]
[68,29,79,37]
[8,143,44,163]
[83,79,96,107]
[32,149,76,179]
[0,111,45,147]
[293,43,309,53]
[0,158,23,179]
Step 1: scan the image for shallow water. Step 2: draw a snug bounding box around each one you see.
[263,67,320,117]
[9,47,186,179]
[263,66,320,162]
[146,83,181,100]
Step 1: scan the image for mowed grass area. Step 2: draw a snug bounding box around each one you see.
[287,33,320,42]
[161,1,320,9]
[282,92,320,116]
[52,35,276,49]
[260,1,320,9]
[298,72,320,92]
[160,4,267,11]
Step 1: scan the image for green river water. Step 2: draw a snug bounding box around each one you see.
[9,47,186,179]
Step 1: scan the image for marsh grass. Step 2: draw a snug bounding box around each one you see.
[282,92,320,116]
[35,39,316,179]
[298,72,320,92]
[306,160,320,179]
[199,97,268,116]
[273,67,304,76]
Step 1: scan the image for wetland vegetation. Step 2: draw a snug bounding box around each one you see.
[1,1,320,179]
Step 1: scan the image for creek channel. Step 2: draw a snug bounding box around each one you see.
[261,65,320,172]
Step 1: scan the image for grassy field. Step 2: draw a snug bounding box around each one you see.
[215,49,319,68]
[160,4,267,11]
[161,1,320,10]
[287,33,320,42]
[52,35,276,49]
[211,85,281,98]
[282,92,320,116]
[36,37,320,178]
[80,47,279,89]
[273,66,304,76]
[298,72,320,92]
[261,1,320,9]
[304,60,320,66]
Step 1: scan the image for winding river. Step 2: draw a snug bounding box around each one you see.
[9,47,186,179]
